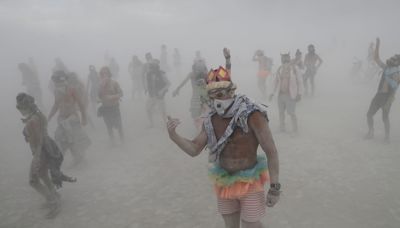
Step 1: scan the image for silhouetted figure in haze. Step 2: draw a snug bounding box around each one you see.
[160,44,170,72]
[48,71,91,167]
[49,58,69,93]
[194,50,206,63]
[86,65,100,116]
[18,62,44,109]
[365,38,400,142]
[108,58,120,80]
[142,52,153,82]
[128,55,145,99]
[270,53,303,134]
[167,48,280,228]
[253,49,273,99]
[16,93,76,219]
[172,57,209,129]
[28,57,39,79]
[145,59,170,127]
[98,67,124,145]
[173,48,182,77]
[303,44,323,96]
[293,49,305,73]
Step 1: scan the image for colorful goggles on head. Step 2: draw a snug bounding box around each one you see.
[207,66,230,84]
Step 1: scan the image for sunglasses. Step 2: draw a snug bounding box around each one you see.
[208,89,231,99]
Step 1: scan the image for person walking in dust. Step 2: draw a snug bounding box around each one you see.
[167,48,280,228]
[173,48,182,77]
[128,55,144,100]
[172,57,209,129]
[365,38,400,142]
[303,44,323,96]
[16,93,76,218]
[253,50,273,99]
[270,53,303,134]
[145,60,170,127]
[48,71,91,167]
[98,67,124,145]
[86,65,100,117]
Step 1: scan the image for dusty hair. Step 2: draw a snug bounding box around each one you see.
[99,66,112,78]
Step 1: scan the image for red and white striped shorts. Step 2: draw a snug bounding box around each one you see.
[217,190,266,222]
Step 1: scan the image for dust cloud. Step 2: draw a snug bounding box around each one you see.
[0,0,399,227]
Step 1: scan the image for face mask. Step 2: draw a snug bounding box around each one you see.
[213,98,234,116]
[17,106,31,117]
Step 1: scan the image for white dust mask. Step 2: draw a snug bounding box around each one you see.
[213,98,234,116]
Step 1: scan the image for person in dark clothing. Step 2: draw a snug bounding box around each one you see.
[98,67,124,144]
[303,44,323,96]
[86,65,100,116]
[128,55,144,99]
[145,59,170,127]
[365,38,400,142]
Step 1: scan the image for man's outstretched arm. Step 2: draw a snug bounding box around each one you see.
[374,37,386,69]
[167,116,207,157]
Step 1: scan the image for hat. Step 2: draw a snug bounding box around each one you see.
[206,66,236,91]
[16,92,35,110]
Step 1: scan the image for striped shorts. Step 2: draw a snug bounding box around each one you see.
[217,190,266,222]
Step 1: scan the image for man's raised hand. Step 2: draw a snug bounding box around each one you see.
[167,116,181,135]
[223,47,231,59]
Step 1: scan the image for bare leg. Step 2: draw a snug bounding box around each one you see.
[159,99,168,124]
[222,212,240,228]
[310,75,315,96]
[365,94,381,139]
[29,157,53,201]
[39,168,60,218]
[303,76,309,96]
[278,95,286,132]
[117,125,124,143]
[289,113,298,133]
[382,103,391,142]
[258,77,266,98]
[146,98,155,127]
[30,179,52,201]
[70,147,85,167]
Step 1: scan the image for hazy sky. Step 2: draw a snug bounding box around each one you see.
[1,0,399,76]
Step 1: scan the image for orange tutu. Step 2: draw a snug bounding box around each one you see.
[214,171,269,199]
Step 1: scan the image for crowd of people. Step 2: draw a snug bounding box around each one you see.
[15,38,400,227]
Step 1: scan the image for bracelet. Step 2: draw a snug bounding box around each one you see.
[268,188,281,196]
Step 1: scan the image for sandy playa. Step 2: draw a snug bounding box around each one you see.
[0,65,400,228]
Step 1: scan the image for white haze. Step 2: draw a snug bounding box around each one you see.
[0,0,399,227]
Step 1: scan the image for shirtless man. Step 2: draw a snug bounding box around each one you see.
[48,71,91,166]
[172,57,209,129]
[303,44,323,96]
[365,38,400,142]
[98,67,124,144]
[167,48,280,228]
[253,50,273,99]
[270,53,303,133]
